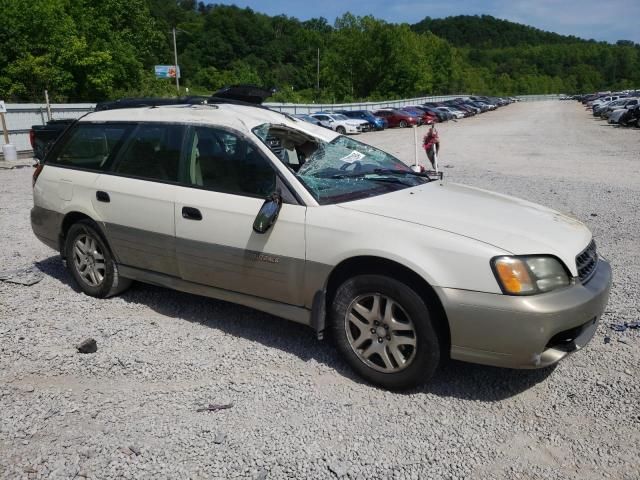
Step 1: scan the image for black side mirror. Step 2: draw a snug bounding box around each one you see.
[253,193,283,234]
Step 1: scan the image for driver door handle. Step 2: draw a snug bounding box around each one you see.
[182,206,202,221]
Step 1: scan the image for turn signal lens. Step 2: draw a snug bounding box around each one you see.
[493,257,535,294]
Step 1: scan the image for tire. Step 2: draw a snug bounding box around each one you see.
[399,120,407,128]
[331,275,441,389]
[65,220,131,298]
[336,126,346,135]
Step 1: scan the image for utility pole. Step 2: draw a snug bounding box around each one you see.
[172,27,180,94]
[316,48,320,91]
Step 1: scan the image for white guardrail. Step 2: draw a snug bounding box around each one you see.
[1,94,560,153]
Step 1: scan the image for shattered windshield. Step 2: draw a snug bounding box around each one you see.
[253,123,429,205]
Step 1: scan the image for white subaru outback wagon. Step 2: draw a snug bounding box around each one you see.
[31,103,612,389]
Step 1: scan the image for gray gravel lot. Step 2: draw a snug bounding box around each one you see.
[1,101,638,479]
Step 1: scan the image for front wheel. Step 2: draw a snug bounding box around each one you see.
[336,126,346,134]
[399,120,407,128]
[65,220,131,298]
[331,275,441,389]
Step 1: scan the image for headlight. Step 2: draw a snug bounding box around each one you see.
[491,256,571,295]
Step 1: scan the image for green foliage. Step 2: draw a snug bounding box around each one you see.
[412,15,583,48]
[0,5,638,102]
[0,0,165,101]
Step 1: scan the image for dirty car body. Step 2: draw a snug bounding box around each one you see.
[31,103,612,389]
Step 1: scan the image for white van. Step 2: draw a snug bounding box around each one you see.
[31,103,611,389]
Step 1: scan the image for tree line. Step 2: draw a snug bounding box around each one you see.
[1,1,638,103]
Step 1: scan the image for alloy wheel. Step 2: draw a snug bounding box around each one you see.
[345,293,418,373]
[72,233,106,287]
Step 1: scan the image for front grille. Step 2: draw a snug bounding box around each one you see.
[576,240,598,284]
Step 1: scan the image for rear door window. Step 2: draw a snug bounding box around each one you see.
[48,123,130,171]
[112,123,186,182]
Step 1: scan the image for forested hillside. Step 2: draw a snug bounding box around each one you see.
[411,15,582,48]
[413,15,640,94]
[1,1,638,103]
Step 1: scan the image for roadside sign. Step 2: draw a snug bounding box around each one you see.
[0,101,6,114]
[155,65,180,79]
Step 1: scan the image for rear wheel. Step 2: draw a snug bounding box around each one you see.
[336,126,346,134]
[65,220,131,298]
[331,275,441,389]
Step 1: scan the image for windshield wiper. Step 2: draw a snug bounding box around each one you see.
[320,169,427,180]
[373,168,430,177]
[316,171,419,186]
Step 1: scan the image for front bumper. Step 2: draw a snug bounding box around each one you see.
[437,259,612,369]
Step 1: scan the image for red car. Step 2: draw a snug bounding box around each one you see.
[404,106,439,125]
[373,109,419,128]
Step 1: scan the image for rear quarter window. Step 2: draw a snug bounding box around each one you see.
[48,123,131,171]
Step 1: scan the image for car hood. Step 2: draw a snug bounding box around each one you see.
[346,119,368,126]
[338,182,591,275]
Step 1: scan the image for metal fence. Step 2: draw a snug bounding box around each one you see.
[516,94,564,102]
[3,103,95,152]
[2,93,562,153]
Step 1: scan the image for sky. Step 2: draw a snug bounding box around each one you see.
[211,0,640,44]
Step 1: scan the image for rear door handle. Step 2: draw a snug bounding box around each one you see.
[96,191,110,203]
[182,206,202,221]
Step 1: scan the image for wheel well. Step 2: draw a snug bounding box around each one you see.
[326,256,450,352]
[59,212,99,256]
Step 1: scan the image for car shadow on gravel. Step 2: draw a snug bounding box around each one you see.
[35,254,556,401]
[418,360,556,401]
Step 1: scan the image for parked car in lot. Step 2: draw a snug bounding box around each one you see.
[400,107,437,125]
[591,95,620,110]
[420,105,450,122]
[373,108,419,128]
[31,100,612,389]
[436,106,465,119]
[310,113,369,134]
[293,114,323,126]
[604,98,638,120]
[449,102,478,116]
[619,103,640,127]
[598,98,628,119]
[408,106,443,122]
[336,110,387,130]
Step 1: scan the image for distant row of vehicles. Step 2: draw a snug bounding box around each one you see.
[572,91,640,127]
[293,96,517,134]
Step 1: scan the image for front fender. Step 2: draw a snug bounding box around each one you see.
[304,205,508,304]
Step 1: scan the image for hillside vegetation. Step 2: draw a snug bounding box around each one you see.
[1,1,638,102]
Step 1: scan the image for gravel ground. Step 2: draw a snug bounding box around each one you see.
[1,101,638,479]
